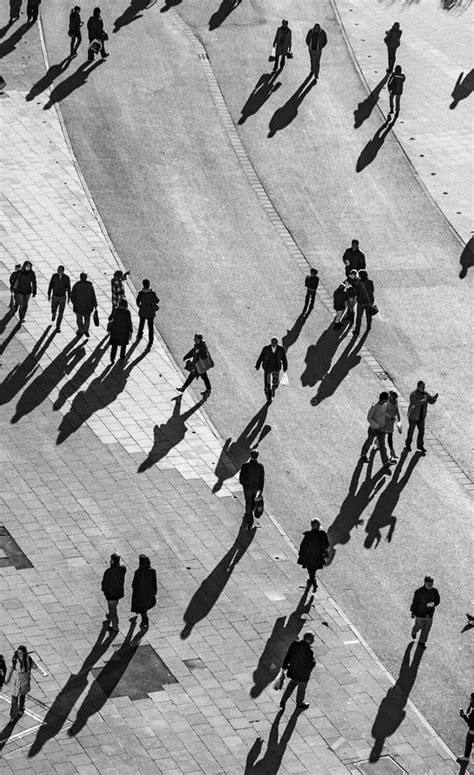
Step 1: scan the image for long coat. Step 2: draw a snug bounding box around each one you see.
[297,528,329,571]
[109,307,132,346]
[131,568,157,613]
[283,640,315,682]
[5,659,33,698]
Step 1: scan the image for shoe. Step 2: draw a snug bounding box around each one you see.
[85,332,90,338]
[390,453,398,460]
[334,322,342,330]
[297,703,309,710]
[76,330,82,336]
[352,329,360,336]
[56,327,61,333]
[312,581,317,592]
[417,447,426,456]
[404,444,411,452]
[360,456,369,463]
[279,701,285,709]
[51,314,56,321]
[176,386,185,393]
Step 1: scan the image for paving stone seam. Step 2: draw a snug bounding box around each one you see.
[170,7,473,493]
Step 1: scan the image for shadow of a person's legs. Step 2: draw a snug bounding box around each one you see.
[239,72,281,125]
[213,404,270,491]
[459,236,474,279]
[44,60,104,110]
[354,74,389,128]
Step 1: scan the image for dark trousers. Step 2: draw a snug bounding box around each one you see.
[14,292,30,321]
[88,38,106,61]
[387,46,397,71]
[405,417,425,449]
[354,303,372,332]
[76,312,91,335]
[273,53,286,71]
[106,599,119,630]
[387,432,395,456]
[302,289,316,314]
[110,343,126,362]
[51,295,66,328]
[137,317,154,344]
[264,371,279,400]
[306,566,319,589]
[309,48,322,77]
[361,428,389,466]
[27,0,39,20]
[70,31,82,55]
[243,488,258,523]
[182,370,211,392]
[463,731,473,759]
[10,693,25,720]
[389,91,401,113]
[281,679,307,706]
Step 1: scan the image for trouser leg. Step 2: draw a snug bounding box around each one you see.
[18,294,29,321]
[119,344,126,360]
[296,681,307,706]
[137,318,145,339]
[376,431,389,466]
[243,489,257,518]
[420,616,433,644]
[18,694,25,713]
[464,731,473,759]
[108,600,119,629]
[201,372,211,392]
[110,344,118,362]
[354,303,364,332]
[147,318,154,344]
[395,93,401,112]
[281,679,297,705]
[389,92,395,112]
[83,313,91,335]
[182,372,197,390]
[405,419,416,448]
[416,419,425,449]
[10,695,19,720]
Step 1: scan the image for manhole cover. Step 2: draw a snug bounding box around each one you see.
[354,756,407,774]
[91,644,177,701]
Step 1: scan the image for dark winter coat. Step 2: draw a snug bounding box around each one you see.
[410,585,440,618]
[184,340,210,365]
[48,273,71,299]
[333,283,348,311]
[87,15,104,42]
[136,289,159,319]
[101,565,126,600]
[109,307,132,346]
[343,247,366,274]
[385,27,402,49]
[305,274,319,292]
[306,27,327,51]
[239,459,265,491]
[388,72,405,95]
[71,279,97,314]
[273,25,292,56]
[131,567,157,613]
[256,344,288,373]
[69,9,82,34]
[407,389,437,422]
[297,528,329,571]
[357,278,374,306]
[14,269,37,296]
[283,639,316,682]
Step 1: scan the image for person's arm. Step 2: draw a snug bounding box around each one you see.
[259,465,265,492]
[256,348,264,370]
[4,666,13,685]
[322,30,327,47]
[388,74,394,90]
[410,590,418,616]
[433,589,440,608]
[66,276,71,301]
[92,287,98,308]
[152,569,157,595]
[281,348,288,372]
[426,392,438,404]
[32,271,37,296]
[47,275,54,300]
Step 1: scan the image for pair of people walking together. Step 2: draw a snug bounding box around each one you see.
[102,553,157,631]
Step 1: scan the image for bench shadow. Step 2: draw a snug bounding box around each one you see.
[354,74,389,128]
[138,394,204,472]
[213,405,270,492]
[268,76,315,138]
[239,71,281,124]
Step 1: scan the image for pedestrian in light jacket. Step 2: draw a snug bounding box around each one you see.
[353,269,374,336]
[457,693,474,764]
[136,279,159,348]
[280,633,316,710]
[131,554,157,629]
[383,391,401,462]
[297,519,329,592]
[4,646,37,721]
[177,333,213,398]
[13,261,37,324]
[360,391,391,471]
[405,380,438,454]
[101,553,126,632]
[108,298,132,362]
[71,272,97,338]
[256,337,288,403]
[410,575,440,647]
[239,450,265,529]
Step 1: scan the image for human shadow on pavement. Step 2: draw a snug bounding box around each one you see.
[461,614,474,634]
[0,22,29,59]
[28,623,117,757]
[245,708,301,773]
[11,337,84,423]
[310,331,368,406]
[250,587,313,698]
[327,453,387,563]
[26,56,73,101]
[450,69,474,108]
[239,72,281,124]
[354,75,389,128]
[213,405,270,492]
[53,336,109,412]
[113,0,152,32]
[370,641,424,762]
[0,327,55,406]
[181,522,256,639]
[44,60,103,110]
[282,313,307,351]
[209,0,242,30]
[459,236,474,279]
[0,321,21,355]
[138,394,204,472]
[364,449,420,548]
[0,719,19,753]
[356,116,395,172]
[268,76,315,138]
[0,308,16,335]
[301,323,349,388]
[67,620,145,737]
[0,22,14,39]
[56,343,146,444]
[160,0,182,11]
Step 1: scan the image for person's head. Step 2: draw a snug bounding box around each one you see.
[110,553,120,566]
[389,391,398,403]
[93,7,101,17]
[139,554,150,569]
[303,632,315,644]
[314,23,320,31]
[250,450,259,460]
[417,380,425,392]
[113,270,123,280]
[118,298,128,309]
[379,391,389,403]
[194,333,203,344]
[394,64,402,74]
[22,261,32,272]
[80,272,87,282]
[348,269,359,280]
[310,268,318,276]
[13,645,28,666]
[15,264,21,271]
[358,269,368,280]
[393,21,400,29]
[74,5,81,11]
[142,279,150,289]
[270,336,279,347]
[311,518,321,530]
[351,239,359,250]
[57,265,64,275]
[282,19,288,27]
[424,575,434,589]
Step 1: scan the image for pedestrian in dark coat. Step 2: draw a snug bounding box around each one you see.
[457,693,474,764]
[239,450,265,529]
[131,554,157,629]
[384,22,402,72]
[353,269,374,335]
[69,6,83,57]
[305,23,327,79]
[410,575,440,647]
[87,6,108,61]
[297,519,329,591]
[333,280,349,329]
[404,380,438,454]
[178,333,213,398]
[342,239,366,276]
[255,337,288,403]
[26,0,40,22]
[9,264,21,311]
[0,655,6,690]
[388,65,405,115]
[101,553,126,632]
[109,298,132,362]
[48,265,71,333]
[136,279,159,348]
[13,261,37,324]
[71,272,97,337]
[302,268,319,316]
[272,20,292,72]
[280,633,315,710]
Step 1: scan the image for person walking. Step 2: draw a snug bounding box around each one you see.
[384,391,401,462]
[410,575,440,647]
[360,392,391,473]
[87,7,108,62]
[110,269,129,311]
[302,268,319,316]
[9,264,21,311]
[297,519,329,592]
[272,20,292,72]
[136,279,159,348]
[0,654,6,690]
[239,450,265,530]
[388,65,405,115]
[384,22,402,72]
[457,693,474,764]
[305,23,327,80]
[131,554,157,629]
[342,239,366,277]
[70,272,98,338]
[101,553,126,633]
[346,269,360,323]
[353,269,374,336]
[177,334,213,398]
[108,298,132,363]
[69,6,83,57]
[333,279,349,329]
[280,633,316,711]
[256,337,288,404]
[12,261,37,324]
[47,265,71,333]
[4,646,37,721]
[405,380,438,455]
[26,0,40,22]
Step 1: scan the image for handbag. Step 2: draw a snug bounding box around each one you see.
[369,304,379,316]
[269,45,276,62]
[254,493,264,519]
[89,39,101,55]
[272,669,285,691]
[93,309,100,327]
[106,312,115,333]
[195,354,214,375]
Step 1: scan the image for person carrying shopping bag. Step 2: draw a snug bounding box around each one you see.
[177,334,213,399]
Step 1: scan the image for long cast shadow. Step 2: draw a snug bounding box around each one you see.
[0,719,18,753]
[459,236,474,279]
[26,56,73,101]
[268,76,315,138]
[354,75,388,128]
[0,308,16,335]
[250,587,313,698]
[209,0,242,30]
[0,327,55,406]
[450,69,474,108]
[370,641,424,762]
[245,709,301,773]
[281,313,307,351]
[53,336,109,412]
[356,116,395,172]
[0,22,30,59]
[160,0,182,11]
[310,331,368,406]
[28,624,117,757]
[181,522,256,639]
[300,323,349,388]
[138,394,204,472]
[364,449,420,548]
[239,71,281,124]
[0,321,21,355]
[113,0,152,32]
[213,405,270,492]
[44,60,103,110]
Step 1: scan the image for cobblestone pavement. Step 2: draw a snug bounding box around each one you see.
[0,16,463,775]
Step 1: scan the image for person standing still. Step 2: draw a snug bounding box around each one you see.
[280,633,316,711]
[255,337,288,403]
[342,239,366,277]
[384,391,401,462]
[101,553,126,632]
[70,272,97,338]
[13,261,37,324]
[384,22,402,72]
[272,20,292,72]
[410,575,440,647]
[360,392,391,473]
[131,554,157,630]
[239,450,265,530]
[136,279,159,348]
[302,268,319,316]
[4,646,37,721]
[108,298,132,362]
[405,380,438,455]
[388,65,405,115]
[353,269,374,336]
[87,6,109,61]
[457,693,474,764]
[297,519,329,592]
[69,6,83,57]
[48,265,71,333]
[177,334,213,398]
[305,23,327,80]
